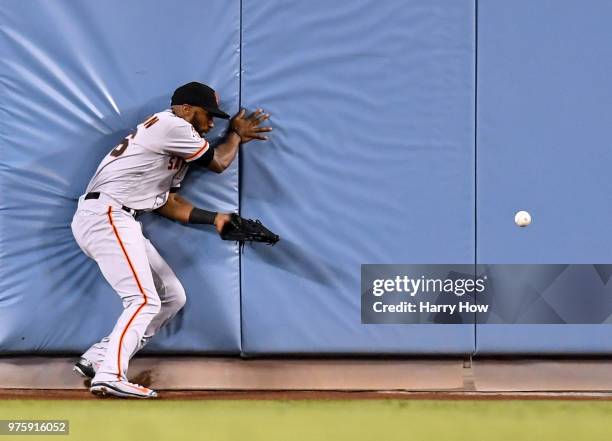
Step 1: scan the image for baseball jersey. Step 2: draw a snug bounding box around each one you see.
[85,110,211,210]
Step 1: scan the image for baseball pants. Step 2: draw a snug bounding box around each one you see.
[71,194,186,382]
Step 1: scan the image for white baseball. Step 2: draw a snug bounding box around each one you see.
[514,210,531,227]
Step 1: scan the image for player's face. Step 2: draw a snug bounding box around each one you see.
[191,107,214,135]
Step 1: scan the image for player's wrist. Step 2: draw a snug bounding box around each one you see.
[188,207,217,225]
[228,129,242,143]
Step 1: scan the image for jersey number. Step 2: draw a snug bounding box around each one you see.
[109,116,158,157]
[110,133,135,157]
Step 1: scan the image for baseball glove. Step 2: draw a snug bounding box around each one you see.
[220,213,280,247]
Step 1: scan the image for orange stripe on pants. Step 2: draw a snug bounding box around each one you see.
[107,206,148,380]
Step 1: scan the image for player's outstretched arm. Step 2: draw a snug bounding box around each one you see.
[207,108,272,173]
[155,193,232,234]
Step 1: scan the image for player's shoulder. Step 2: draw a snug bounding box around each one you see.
[137,109,201,146]
[161,109,203,140]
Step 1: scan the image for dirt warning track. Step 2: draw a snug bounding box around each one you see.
[1,389,612,401]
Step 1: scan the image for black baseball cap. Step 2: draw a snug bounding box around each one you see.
[171,82,230,119]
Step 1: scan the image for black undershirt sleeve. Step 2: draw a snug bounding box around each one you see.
[191,145,215,167]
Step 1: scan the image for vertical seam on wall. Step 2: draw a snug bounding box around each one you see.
[0,12,9,300]
[238,0,243,113]
[473,0,479,357]
[238,0,245,356]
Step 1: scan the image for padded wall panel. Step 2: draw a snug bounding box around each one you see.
[240,0,476,354]
[0,0,241,353]
[476,0,612,353]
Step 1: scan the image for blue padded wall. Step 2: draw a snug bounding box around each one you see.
[476,0,612,353]
[0,0,242,353]
[240,0,476,354]
[7,0,610,357]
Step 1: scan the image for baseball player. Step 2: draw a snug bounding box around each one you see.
[70,82,271,398]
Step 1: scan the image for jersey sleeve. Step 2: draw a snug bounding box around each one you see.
[163,124,211,162]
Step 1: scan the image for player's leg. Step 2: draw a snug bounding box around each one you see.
[80,208,161,384]
[137,238,187,351]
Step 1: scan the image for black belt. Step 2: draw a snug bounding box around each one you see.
[84,192,141,216]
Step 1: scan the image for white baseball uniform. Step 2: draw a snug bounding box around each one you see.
[71,110,211,383]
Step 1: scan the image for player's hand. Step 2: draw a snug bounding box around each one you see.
[230,108,272,143]
[214,213,233,235]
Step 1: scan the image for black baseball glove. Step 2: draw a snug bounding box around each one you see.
[220,213,280,246]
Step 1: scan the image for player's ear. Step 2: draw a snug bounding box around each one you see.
[183,105,198,122]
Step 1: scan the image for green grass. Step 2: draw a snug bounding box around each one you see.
[1,399,612,441]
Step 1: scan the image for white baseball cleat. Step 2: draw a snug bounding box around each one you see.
[90,380,158,399]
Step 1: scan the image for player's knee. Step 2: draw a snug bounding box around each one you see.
[122,293,161,317]
[167,281,186,312]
